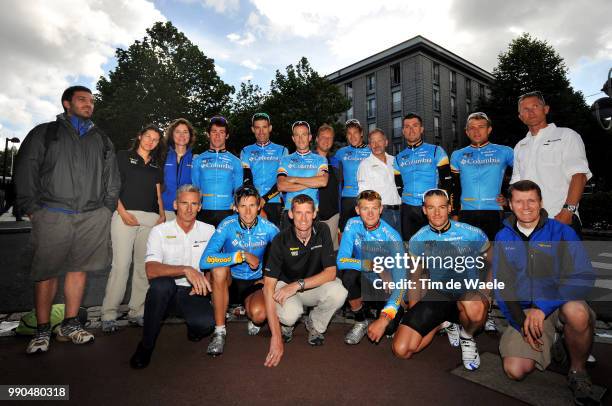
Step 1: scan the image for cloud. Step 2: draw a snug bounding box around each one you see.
[175,0,239,13]
[240,59,260,70]
[240,73,254,81]
[0,0,165,135]
[215,65,226,75]
[227,32,255,46]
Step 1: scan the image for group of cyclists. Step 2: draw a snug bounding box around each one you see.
[16,86,602,404]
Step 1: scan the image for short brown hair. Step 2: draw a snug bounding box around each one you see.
[357,190,382,203]
[165,118,196,149]
[290,194,315,211]
[317,124,335,137]
[508,180,542,200]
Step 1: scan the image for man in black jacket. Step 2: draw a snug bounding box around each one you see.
[15,85,120,355]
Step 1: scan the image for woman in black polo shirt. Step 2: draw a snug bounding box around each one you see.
[101,125,166,333]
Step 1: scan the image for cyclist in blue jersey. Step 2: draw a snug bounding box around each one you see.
[450,112,513,333]
[337,190,404,345]
[335,119,371,231]
[450,112,513,240]
[241,112,288,227]
[277,121,328,229]
[200,186,279,356]
[394,113,452,241]
[375,189,490,371]
[191,116,243,227]
[162,118,196,221]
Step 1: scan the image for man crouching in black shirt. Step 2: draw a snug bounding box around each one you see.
[262,194,347,367]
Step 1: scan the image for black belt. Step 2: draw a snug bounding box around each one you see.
[383,204,400,210]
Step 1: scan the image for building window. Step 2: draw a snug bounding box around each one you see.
[452,120,458,143]
[393,141,403,155]
[479,83,485,99]
[465,78,472,100]
[433,86,441,112]
[434,116,441,139]
[367,97,376,118]
[466,99,472,114]
[345,82,353,119]
[391,64,401,85]
[433,63,440,84]
[368,122,377,133]
[392,90,401,113]
[367,74,376,94]
[450,95,457,117]
[450,71,457,93]
[393,116,402,138]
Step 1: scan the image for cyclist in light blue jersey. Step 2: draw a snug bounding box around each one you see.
[277,121,328,229]
[241,112,288,227]
[191,116,243,228]
[199,186,279,356]
[337,190,404,345]
[450,112,513,333]
[335,119,371,231]
[394,113,452,241]
[385,189,489,371]
[450,112,513,241]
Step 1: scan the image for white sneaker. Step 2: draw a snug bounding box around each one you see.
[26,330,51,354]
[444,322,460,347]
[460,331,480,371]
[247,320,261,336]
[484,312,497,332]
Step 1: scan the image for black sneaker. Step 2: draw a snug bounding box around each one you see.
[304,315,324,346]
[130,342,153,369]
[568,370,593,406]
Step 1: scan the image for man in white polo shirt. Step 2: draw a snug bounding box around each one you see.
[129,184,215,369]
[357,128,402,233]
[511,91,592,237]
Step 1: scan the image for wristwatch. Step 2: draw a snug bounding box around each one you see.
[297,279,306,292]
[563,203,577,213]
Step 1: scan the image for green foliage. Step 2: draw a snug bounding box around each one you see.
[478,33,612,190]
[94,21,234,150]
[226,81,265,153]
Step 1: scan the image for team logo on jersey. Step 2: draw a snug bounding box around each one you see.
[290,247,299,256]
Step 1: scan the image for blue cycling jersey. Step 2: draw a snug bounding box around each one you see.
[394,141,449,206]
[200,214,279,280]
[191,149,243,210]
[450,142,513,211]
[409,220,489,292]
[277,151,328,210]
[162,147,193,211]
[335,144,371,197]
[337,216,405,319]
[241,142,288,204]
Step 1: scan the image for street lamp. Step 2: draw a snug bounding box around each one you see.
[2,137,20,185]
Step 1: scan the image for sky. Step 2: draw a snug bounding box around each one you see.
[1,0,611,144]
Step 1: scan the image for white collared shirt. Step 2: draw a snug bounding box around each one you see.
[510,123,592,217]
[145,220,215,286]
[357,153,402,205]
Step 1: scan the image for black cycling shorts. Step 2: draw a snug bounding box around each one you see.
[229,278,263,305]
[400,290,460,337]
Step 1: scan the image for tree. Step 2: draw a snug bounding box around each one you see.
[94,22,234,150]
[261,57,350,150]
[478,33,611,190]
[226,81,265,153]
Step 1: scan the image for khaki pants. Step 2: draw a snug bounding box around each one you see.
[321,213,339,250]
[101,210,159,321]
[275,278,347,333]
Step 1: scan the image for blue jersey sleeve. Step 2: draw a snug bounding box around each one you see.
[191,155,201,188]
[505,146,514,168]
[435,145,449,167]
[336,219,362,271]
[277,155,289,176]
[233,155,244,192]
[450,150,461,172]
[240,148,250,169]
[200,220,243,269]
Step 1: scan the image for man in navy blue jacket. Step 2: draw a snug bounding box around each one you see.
[494,180,599,403]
